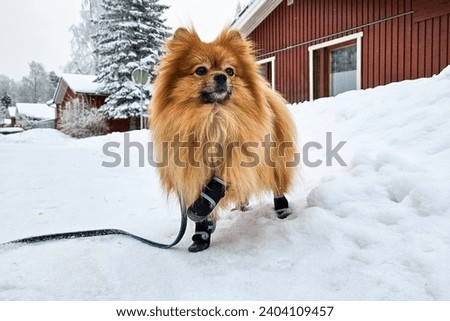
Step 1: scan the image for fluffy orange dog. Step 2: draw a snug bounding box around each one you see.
[150,28,297,252]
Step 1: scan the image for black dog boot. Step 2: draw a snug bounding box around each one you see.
[188,219,216,253]
[187,176,226,222]
[274,195,291,219]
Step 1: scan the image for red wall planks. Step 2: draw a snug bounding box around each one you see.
[248,0,450,103]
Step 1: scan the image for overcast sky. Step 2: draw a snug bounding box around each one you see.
[0,0,246,81]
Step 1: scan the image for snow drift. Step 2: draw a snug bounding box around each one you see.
[0,66,449,300]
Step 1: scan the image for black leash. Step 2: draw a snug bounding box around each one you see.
[2,177,226,249]
[2,208,188,249]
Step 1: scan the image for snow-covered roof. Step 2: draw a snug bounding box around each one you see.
[52,74,106,105]
[8,106,17,118]
[61,74,102,94]
[232,0,283,36]
[16,103,56,120]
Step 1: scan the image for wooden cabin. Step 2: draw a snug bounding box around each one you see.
[52,74,131,132]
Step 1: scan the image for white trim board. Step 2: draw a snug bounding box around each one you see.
[257,56,276,88]
[232,0,283,37]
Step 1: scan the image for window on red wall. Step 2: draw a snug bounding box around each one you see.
[309,32,362,101]
[313,41,357,99]
[260,62,272,85]
[330,43,357,97]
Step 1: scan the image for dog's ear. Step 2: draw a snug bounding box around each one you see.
[216,29,245,45]
[172,28,193,40]
[165,27,201,54]
[215,29,254,57]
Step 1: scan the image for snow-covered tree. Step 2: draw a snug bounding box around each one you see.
[0,93,10,122]
[65,0,103,74]
[1,93,12,108]
[17,62,52,103]
[94,0,170,119]
[0,74,18,105]
[0,106,8,124]
[48,71,60,100]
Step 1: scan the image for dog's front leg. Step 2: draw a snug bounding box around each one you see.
[186,176,226,252]
[186,176,226,222]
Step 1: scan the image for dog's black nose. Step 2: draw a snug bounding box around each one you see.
[213,73,227,85]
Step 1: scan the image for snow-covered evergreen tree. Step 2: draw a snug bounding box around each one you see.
[94,0,170,119]
[0,93,10,122]
[1,93,12,108]
[0,75,17,106]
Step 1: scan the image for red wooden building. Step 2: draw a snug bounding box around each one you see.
[52,74,131,132]
[233,0,450,102]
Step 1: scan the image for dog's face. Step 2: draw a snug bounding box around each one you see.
[155,28,263,109]
[195,64,234,104]
[179,42,239,105]
[151,28,276,147]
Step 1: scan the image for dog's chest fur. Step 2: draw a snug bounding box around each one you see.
[199,106,237,145]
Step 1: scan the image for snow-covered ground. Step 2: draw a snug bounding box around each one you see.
[1,67,449,300]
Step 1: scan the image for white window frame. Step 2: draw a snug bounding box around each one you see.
[308,32,363,101]
[257,56,276,88]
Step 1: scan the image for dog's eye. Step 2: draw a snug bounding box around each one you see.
[225,67,235,76]
[195,67,208,76]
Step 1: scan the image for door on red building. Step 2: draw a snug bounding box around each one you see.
[309,33,362,100]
